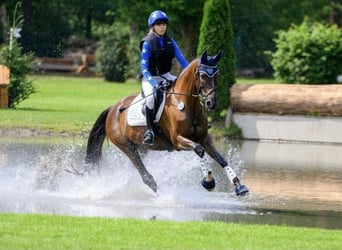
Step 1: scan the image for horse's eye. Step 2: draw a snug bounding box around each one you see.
[200,74,207,80]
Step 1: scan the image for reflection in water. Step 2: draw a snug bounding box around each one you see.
[0,138,341,229]
[240,140,342,208]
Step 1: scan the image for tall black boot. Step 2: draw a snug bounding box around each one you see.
[142,107,155,145]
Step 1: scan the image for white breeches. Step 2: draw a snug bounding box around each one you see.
[142,72,177,109]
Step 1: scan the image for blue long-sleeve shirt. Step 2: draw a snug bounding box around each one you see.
[140,37,188,87]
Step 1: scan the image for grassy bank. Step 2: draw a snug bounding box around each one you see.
[0,75,141,135]
[1,213,341,250]
[0,74,263,137]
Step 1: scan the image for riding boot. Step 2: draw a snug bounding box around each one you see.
[143,107,155,145]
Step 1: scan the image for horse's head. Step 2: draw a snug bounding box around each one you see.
[196,50,221,110]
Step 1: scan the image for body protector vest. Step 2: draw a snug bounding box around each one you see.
[140,33,175,76]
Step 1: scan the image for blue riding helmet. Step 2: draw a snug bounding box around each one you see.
[148,10,169,28]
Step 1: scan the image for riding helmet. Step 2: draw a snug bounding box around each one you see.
[148,10,169,28]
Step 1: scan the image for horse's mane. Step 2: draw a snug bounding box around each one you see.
[178,58,199,78]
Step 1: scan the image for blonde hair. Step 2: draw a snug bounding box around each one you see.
[148,25,167,35]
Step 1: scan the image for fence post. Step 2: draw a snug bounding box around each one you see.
[0,65,10,108]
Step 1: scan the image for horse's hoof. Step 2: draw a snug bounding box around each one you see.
[194,145,205,158]
[235,184,249,196]
[201,177,215,191]
[149,182,158,193]
[143,174,158,192]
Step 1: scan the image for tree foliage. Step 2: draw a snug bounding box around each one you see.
[269,18,342,84]
[230,0,330,71]
[0,0,340,76]
[197,0,235,121]
[95,23,129,82]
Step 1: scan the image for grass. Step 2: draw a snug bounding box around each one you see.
[0,75,276,137]
[0,75,141,134]
[1,213,341,250]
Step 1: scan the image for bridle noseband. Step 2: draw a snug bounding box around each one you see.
[195,63,219,98]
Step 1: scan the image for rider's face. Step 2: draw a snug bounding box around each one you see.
[153,22,167,36]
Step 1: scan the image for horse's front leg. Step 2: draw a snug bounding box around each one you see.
[201,135,249,196]
[175,134,248,195]
[174,135,215,190]
[175,135,205,156]
[199,156,216,191]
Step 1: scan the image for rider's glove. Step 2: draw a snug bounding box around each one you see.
[156,79,173,91]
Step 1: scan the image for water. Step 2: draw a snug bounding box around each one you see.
[0,138,341,229]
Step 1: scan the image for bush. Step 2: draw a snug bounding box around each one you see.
[96,23,129,82]
[269,19,342,84]
[0,40,35,108]
[0,2,35,108]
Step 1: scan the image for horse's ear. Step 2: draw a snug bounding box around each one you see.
[200,50,208,63]
[213,50,222,63]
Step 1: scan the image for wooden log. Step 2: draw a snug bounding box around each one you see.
[230,83,342,116]
[0,65,10,108]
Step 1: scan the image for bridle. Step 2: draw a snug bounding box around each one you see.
[169,63,219,98]
[195,63,219,101]
[195,73,217,98]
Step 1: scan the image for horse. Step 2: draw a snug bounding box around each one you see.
[85,50,249,196]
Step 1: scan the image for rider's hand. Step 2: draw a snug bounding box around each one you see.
[157,80,172,91]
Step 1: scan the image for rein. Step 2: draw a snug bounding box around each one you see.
[168,88,200,98]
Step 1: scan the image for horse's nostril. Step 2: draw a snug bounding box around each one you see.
[206,100,212,108]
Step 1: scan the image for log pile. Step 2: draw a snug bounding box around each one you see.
[230,83,342,116]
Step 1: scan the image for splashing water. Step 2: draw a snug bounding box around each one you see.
[0,140,251,220]
[2,139,342,229]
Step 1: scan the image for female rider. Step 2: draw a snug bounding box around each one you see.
[140,10,189,145]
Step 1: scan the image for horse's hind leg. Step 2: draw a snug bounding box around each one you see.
[118,141,157,192]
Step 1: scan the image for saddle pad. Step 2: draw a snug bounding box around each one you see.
[127,93,165,126]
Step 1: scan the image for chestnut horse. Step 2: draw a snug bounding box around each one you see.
[85,50,249,196]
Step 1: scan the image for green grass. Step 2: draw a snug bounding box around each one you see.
[0,75,275,136]
[1,213,341,250]
[0,75,141,134]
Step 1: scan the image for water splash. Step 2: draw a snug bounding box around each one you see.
[0,140,250,220]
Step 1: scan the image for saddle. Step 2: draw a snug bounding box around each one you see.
[127,88,166,127]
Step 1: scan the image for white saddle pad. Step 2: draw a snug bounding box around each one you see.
[127,93,166,126]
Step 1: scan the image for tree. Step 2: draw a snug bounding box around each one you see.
[0,4,9,43]
[230,0,330,73]
[156,0,205,59]
[330,0,342,27]
[197,0,235,121]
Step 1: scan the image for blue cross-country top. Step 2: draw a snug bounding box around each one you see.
[140,35,188,87]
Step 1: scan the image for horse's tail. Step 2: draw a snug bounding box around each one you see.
[85,107,111,164]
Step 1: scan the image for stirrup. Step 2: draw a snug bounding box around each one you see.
[143,130,154,145]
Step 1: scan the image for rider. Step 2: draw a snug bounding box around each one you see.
[140,10,189,145]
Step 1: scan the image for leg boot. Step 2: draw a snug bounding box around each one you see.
[142,107,155,145]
